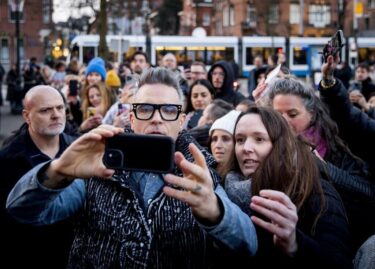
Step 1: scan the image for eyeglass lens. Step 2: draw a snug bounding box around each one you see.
[134,104,180,121]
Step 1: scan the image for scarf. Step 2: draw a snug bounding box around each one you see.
[302,125,328,158]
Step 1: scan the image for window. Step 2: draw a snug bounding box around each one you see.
[43,0,50,24]
[290,4,300,24]
[229,5,235,26]
[369,0,375,8]
[1,38,10,61]
[202,13,210,26]
[293,46,307,65]
[246,3,257,27]
[216,21,223,35]
[223,5,229,27]
[268,4,279,24]
[308,4,331,27]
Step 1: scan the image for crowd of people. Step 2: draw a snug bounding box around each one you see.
[0,48,374,268]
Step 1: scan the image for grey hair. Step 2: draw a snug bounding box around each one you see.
[267,76,317,118]
[133,67,184,104]
[266,76,363,166]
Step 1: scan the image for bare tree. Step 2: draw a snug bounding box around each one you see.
[98,0,108,59]
[67,0,100,34]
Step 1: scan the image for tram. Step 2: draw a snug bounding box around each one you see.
[68,35,375,78]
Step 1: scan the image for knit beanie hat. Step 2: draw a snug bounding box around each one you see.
[86,57,106,81]
[209,110,241,136]
[106,70,121,88]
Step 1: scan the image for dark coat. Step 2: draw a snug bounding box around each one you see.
[223,170,352,269]
[0,127,76,269]
[250,180,352,269]
[360,78,375,101]
[319,79,375,251]
[68,130,228,268]
[319,79,375,180]
[5,69,19,102]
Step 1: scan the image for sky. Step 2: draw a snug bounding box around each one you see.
[53,0,71,23]
[53,0,98,23]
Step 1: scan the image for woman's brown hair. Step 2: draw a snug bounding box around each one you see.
[223,106,325,212]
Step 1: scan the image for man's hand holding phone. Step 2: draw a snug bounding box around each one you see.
[163,143,222,225]
[43,125,124,189]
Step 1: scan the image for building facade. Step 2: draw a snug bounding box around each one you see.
[179,0,213,36]
[180,0,375,37]
[0,0,53,70]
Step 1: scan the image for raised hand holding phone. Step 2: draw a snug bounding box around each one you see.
[68,79,79,96]
[253,64,281,102]
[321,30,345,64]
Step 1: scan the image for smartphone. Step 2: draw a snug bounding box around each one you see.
[259,64,281,98]
[103,133,175,173]
[87,107,96,117]
[69,80,79,96]
[321,30,345,63]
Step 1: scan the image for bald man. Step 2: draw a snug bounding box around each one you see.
[0,85,75,268]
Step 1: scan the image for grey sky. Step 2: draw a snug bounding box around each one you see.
[53,0,98,23]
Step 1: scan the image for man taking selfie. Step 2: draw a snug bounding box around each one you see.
[7,67,257,268]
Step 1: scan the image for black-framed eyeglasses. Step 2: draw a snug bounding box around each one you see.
[132,103,182,121]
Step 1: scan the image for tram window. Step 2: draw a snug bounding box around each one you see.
[206,47,234,65]
[293,47,307,65]
[70,45,79,62]
[155,47,185,66]
[83,47,95,64]
[358,48,375,64]
[246,47,280,65]
[122,47,143,62]
[154,46,235,67]
[225,47,235,61]
[186,49,204,65]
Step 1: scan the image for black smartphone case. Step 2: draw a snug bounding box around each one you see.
[103,133,175,174]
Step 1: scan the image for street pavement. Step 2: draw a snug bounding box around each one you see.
[0,86,24,145]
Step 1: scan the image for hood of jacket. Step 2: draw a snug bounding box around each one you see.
[207,61,235,98]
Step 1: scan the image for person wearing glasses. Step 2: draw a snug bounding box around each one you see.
[7,67,257,268]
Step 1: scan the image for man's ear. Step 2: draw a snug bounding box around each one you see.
[22,110,30,125]
[179,113,186,128]
[129,112,135,128]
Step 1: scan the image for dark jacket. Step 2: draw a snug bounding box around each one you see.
[333,65,352,89]
[247,66,267,99]
[359,78,375,101]
[0,127,76,269]
[319,79,375,251]
[208,61,245,106]
[68,131,231,268]
[0,63,5,81]
[319,79,375,180]
[188,123,212,149]
[252,180,352,269]
[224,171,352,269]
[5,69,19,102]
